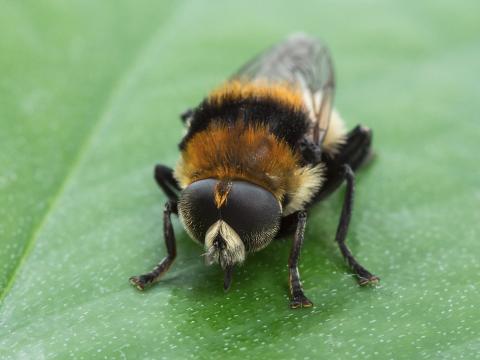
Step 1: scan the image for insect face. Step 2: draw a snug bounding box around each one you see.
[178,178,282,269]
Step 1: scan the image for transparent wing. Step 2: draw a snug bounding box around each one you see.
[232,33,335,146]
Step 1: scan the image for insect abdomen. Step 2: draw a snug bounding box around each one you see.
[179,81,311,150]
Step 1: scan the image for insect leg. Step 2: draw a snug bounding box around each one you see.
[180,108,194,124]
[275,212,299,239]
[288,211,313,309]
[336,164,379,286]
[154,164,181,203]
[129,200,177,290]
[298,137,322,165]
[315,125,372,202]
[337,125,373,171]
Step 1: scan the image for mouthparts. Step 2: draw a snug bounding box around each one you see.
[223,265,234,292]
[204,220,245,291]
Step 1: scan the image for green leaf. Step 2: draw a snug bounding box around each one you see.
[1,1,479,359]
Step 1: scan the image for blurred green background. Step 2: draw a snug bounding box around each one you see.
[1,1,479,359]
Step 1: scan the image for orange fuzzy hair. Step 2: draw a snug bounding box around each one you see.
[175,121,324,212]
[208,80,305,111]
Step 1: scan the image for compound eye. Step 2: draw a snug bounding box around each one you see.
[178,179,219,243]
[178,179,281,250]
[220,181,281,251]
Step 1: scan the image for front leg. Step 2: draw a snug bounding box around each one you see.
[129,200,177,290]
[288,211,313,309]
[154,164,181,203]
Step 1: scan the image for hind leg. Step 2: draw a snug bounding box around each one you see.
[316,125,372,201]
[336,125,373,170]
[335,164,379,286]
[311,126,379,285]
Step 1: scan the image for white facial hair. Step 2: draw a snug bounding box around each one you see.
[204,220,245,268]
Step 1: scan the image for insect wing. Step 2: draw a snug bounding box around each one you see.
[232,33,335,146]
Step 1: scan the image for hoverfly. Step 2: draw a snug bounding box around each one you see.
[130,34,379,308]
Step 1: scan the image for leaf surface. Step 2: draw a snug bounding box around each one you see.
[1,1,479,359]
